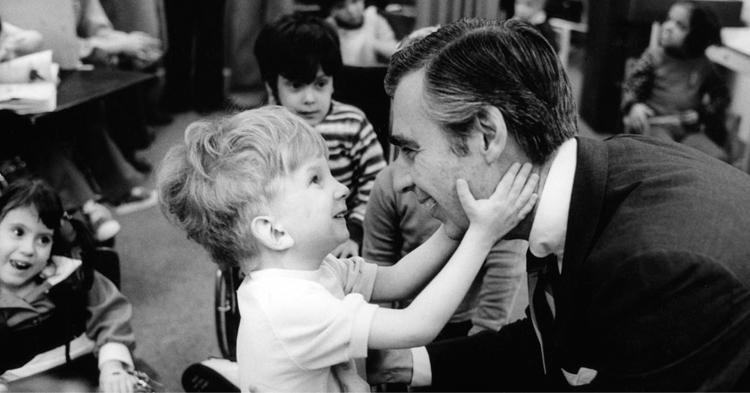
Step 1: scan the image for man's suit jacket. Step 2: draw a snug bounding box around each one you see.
[426,135,750,391]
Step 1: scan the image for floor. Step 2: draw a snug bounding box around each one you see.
[115,43,608,392]
[117,111,219,392]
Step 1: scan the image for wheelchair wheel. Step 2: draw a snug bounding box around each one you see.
[215,267,241,360]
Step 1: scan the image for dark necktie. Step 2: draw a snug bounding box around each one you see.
[527,249,559,373]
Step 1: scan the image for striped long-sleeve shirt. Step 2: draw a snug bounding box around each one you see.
[316,100,386,240]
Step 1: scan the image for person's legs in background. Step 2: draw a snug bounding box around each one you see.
[161,0,195,113]
[162,0,227,113]
[0,111,121,242]
[36,150,122,243]
[193,0,227,113]
[38,103,158,216]
[103,87,156,174]
[224,0,294,109]
[100,0,173,126]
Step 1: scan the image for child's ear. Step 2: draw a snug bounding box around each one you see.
[251,216,294,251]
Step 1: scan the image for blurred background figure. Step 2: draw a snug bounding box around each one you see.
[224,0,294,109]
[512,0,558,51]
[322,0,399,66]
[621,0,729,161]
[0,16,42,61]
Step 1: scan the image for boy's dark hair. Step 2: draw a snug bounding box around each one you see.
[0,178,70,256]
[316,0,347,17]
[678,1,722,58]
[254,12,342,96]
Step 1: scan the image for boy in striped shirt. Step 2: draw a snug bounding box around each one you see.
[255,12,386,258]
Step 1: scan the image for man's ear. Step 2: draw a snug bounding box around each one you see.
[476,106,508,164]
[251,216,294,251]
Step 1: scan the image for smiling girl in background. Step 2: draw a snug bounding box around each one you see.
[0,179,140,393]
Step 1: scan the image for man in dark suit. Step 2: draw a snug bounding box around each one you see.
[370,17,750,391]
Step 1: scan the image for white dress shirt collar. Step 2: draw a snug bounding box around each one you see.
[527,138,577,268]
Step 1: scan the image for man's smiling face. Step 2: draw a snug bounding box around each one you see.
[389,71,491,239]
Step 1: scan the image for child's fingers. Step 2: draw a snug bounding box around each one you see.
[493,162,521,196]
[514,172,539,209]
[517,193,538,219]
[123,376,134,393]
[455,178,475,210]
[506,163,534,199]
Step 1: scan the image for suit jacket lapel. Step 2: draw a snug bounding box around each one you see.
[555,137,608,333]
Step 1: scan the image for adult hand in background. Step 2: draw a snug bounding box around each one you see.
[366,348,414,386]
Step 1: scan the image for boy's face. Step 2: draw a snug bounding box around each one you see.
[331,0,366,28]
[0,206,54,293]
[275,68,333,127]
[271,155,350,253]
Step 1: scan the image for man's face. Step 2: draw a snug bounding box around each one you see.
[390,71,493,239]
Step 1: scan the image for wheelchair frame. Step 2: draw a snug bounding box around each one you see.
[215,266,242,360]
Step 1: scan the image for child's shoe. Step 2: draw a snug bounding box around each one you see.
[82,200,121,242]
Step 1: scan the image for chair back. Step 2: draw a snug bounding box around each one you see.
[333,65,392,161]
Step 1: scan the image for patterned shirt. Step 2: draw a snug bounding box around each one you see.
[317,100,386,236]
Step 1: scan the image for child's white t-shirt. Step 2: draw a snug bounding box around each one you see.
[236,255,379,392]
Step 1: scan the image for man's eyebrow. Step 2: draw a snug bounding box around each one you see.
[388,134,419,150]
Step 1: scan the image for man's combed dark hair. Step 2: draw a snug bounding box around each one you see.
[385,18,577,164]
[254,12,342,92]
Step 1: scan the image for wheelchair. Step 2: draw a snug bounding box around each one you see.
[215,266,243,360]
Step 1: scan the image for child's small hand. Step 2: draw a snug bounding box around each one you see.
[99,360,138,393]
[679,110,699,126]
[42,256,82,286]
[456,162,538,244]
[623,103,654,134]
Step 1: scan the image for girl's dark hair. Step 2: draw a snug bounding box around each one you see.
[677,1,722,58]
[0,179,67,255]
[254,12,342,93]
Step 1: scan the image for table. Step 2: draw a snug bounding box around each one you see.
[41,68,155,116]
[1,68,155,176]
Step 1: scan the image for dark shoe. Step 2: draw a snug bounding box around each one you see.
[182,359,240,393]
